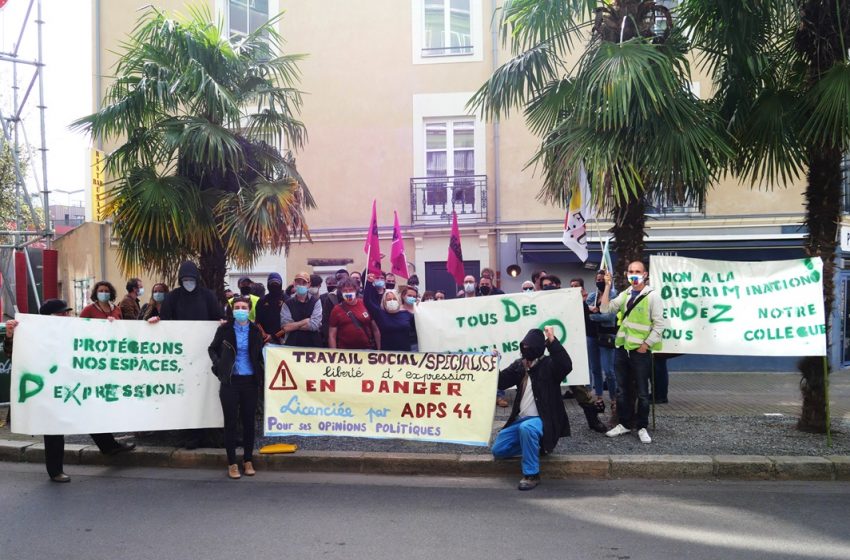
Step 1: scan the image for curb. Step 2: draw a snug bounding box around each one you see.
[1,439,847,481]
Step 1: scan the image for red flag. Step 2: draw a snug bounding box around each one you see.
[390,211,408,279]
[446,212,465,285]
[364,200,382,275]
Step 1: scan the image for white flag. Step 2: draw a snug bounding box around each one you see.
[562,164,592,261]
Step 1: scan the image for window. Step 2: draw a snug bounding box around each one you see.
[423,0,472,57]
[412,0,483,65]
[425,120,475,206]
[228,0,269,37]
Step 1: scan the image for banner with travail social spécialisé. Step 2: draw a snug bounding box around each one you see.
[263,346,498,446]
[11,314,223,435]
[649,256,826,356]
[415,289,589,386]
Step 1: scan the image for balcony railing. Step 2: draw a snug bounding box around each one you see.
[410,174,487,223]
[645,189,704,216]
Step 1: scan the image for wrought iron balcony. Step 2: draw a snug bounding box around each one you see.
[645,189,704,216]
[410,175,487,224]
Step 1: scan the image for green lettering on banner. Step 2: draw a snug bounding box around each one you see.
[538,319,567,344]
[502,299,520,323]
[17,372,44,403]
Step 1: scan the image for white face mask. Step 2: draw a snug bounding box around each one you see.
[385,299,400,312]
[137,287,145,298]
[464,282,475,293]
[183,279,197,292]
[309,287,320,296]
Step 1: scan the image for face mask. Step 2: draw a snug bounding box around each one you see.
[520,346,540,361]
[137,287,145,298]
[479,286,491,296]
[97,292,110,303]
[385,300,400,312]
[239,286,252,296]
[295,285,309,297]
[626,273,643,286]
[374,280,386,289]
[385,282,395,290]
[342,292,356,303]
[542,285,556,291]
[233,309,249,323]
[464,282,475,293]
[596,281,606,291]
[404,296,417,305]
[309,287,320,296]
[183,279,196,292]
[269,283,283,295]
[153,292,165,303]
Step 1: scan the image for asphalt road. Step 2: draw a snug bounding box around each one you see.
[1,463,848,560]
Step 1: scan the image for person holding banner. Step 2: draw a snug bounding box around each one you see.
[585,271,619,412]
[80,281,123,320]
[5,300,135,483]
[492,326,572,491]
[600,262,665,444]
[364,275,415,351]
[329,279,380,350]
[139,282,169,321]
[208,297,265,479]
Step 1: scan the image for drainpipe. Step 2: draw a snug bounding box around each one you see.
[490,1,501,277]
[94,0,106,280]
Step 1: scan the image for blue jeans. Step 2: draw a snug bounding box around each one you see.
[492,416,544,476]
[614,348,652,430]
[587,336,617,400]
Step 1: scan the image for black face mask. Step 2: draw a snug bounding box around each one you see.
[268,284,283,295]
[479,286,491,295]
[542,285,556,291]
[520,346,539,361]
[239,286,252,296]
[385,282,396,290]
[596,281,606,291]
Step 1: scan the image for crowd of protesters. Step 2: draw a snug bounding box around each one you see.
[4,259,666,488]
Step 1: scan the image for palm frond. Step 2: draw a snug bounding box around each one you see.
[800,61,850,149]
[499,0,597,54]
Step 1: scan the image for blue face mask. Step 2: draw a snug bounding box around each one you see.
[374,280,386,289]
[233,309,250,323]
[97,292,110,303]
[153,292,165,303]
[404,296,417,305]
[295,285,309,296]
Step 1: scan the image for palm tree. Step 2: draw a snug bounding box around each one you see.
[679,0,849,432]
[468,0,732,285]
[72,6,314,292]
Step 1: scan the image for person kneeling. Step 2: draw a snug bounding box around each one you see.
[491,327,572,491]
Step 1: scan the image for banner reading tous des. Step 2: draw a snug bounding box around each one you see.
[264,347,498,446]
[415,289,589,386]
[11,314,223,435]
[649,256,826,356]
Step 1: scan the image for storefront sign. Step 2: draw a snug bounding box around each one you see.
[264,347,498,446]
[10,315,223,434]
[415,289,589,385]
[650,256,826,356]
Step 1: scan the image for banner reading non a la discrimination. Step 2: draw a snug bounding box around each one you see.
[264,347,498,446]
[11,314,223,434]
[649,256,826,356]
[415,289,590,385]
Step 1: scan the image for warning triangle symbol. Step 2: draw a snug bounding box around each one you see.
[269,359,297,391]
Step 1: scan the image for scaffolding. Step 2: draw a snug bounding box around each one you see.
[0,0,54,313]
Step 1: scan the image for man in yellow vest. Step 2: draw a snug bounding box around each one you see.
[600,260,664,443]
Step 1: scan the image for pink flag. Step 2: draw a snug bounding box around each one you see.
[446,211,465,285]
[364,200,382,275]
[390,211,408,279]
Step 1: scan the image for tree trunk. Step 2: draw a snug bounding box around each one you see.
[198,238,228,301]
[611,194,647,291]
[797,145,842,432]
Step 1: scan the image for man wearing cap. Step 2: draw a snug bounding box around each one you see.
[228,276,260,322]
[256,273,286,343]
[279,271,323,347]
[491,326,572,490]
[4,300,135,483]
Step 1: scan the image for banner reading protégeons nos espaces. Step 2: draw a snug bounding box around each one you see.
[415,289,590,386]
[11,314,223,435]
[264,347,498,446]
[649,256,826,356]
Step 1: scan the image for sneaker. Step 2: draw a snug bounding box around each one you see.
[605,424,630,437]
[518,474,540,491]
[638,428,652,444]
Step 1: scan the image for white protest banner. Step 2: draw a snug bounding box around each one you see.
[11,314,223,434]
[264,347,498,446]
[415,289,589,385]
[650,256,826,356]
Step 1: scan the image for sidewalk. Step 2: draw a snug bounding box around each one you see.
[2,372,849,480]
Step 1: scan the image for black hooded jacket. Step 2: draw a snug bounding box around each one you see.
[497,330,573,454]
[160,261,223,321]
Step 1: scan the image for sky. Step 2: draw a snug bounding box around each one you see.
[0,0,93,209]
